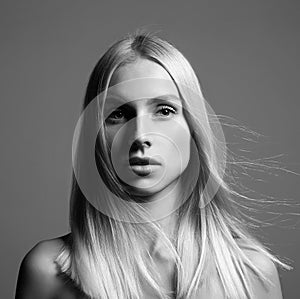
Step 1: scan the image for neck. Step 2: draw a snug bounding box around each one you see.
[134,179,182,258]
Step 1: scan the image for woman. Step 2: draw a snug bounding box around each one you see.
[15,32,290,299]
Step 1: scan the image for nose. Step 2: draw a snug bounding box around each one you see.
[130,137,152,153]
[129,114,153,153]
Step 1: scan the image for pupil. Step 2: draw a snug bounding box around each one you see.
[114,111,122,118]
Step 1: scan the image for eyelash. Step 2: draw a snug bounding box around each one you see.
[107,105,177,122]
[108,110,124,120]
[156,105,177,117]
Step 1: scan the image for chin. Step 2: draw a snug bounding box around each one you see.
[127,176,180,199]
[125,184,162,198]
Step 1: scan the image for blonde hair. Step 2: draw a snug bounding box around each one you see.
[55,31,291,298]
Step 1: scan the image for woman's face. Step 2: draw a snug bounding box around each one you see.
[103,58,191,197]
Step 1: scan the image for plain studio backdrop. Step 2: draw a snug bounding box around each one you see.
[1,1,299,298]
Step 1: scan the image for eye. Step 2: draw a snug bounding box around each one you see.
[106,109,125,123]
[156,105,177,117]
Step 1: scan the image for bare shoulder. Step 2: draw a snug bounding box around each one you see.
[243,248,278,274]
[242,248,283,299]
[15,234,71,299]
[21,234,69,271]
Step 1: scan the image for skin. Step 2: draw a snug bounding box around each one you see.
[15,58,284,299]
[104,58,192,294]
[104,58,191,240]
[15,234,284,299]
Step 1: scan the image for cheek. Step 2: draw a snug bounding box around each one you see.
[175,132,191,170]
[163,121,191,170]
[105,128,124,154]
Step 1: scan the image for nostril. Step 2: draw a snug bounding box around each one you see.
[142,140,151,148]
[129,139,151,152]
[129,140,139,152]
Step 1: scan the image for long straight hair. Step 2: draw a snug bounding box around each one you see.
[55,31,291,298]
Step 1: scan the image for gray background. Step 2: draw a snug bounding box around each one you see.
[1,0,299,298]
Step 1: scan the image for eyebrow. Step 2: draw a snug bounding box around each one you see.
[145,94,182,105]
[105,94,182,108]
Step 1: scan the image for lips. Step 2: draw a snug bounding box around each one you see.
[129,156,161,166]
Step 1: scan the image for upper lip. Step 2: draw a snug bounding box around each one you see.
[129,156,161,166]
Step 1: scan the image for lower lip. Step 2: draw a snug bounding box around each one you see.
[129,165,160,176]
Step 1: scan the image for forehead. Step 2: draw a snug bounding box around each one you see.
[107,58,180,104]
